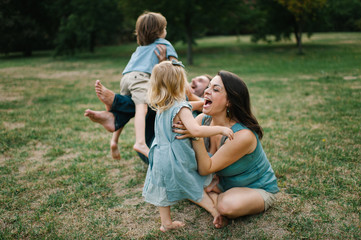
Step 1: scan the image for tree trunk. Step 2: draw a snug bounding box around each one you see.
[186,33,193,66]
[89,31,95,53]
[185,11,193,66]
[295,22,303,55]
[297,24,303,55]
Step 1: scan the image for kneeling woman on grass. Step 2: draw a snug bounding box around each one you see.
[173,71,279,223]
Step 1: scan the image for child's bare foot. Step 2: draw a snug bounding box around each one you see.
[160,221,185,232]
[206,175,221,193]
[110,140,121,160]
[95,80,115,111]
[213,214,228,229]
[84,109,115,132]
[133,143,149,158]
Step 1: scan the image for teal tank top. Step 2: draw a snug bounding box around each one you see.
[202,116,279,193]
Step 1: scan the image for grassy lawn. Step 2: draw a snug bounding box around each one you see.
[1,32,360,239]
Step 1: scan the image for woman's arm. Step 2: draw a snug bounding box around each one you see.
[192,129,256,175]
[177,108,233,139]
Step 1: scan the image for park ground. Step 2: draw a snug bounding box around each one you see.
[0,33,360,239]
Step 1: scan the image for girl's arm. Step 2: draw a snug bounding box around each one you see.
[192,129,256,175]
[177,107,233,139]
[189,100,204,112]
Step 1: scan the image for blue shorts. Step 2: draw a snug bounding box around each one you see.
[110,94,155,164]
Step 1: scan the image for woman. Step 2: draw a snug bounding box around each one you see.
[173,71,279,227]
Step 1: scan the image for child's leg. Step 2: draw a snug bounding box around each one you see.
[133,104,149,157]
[190,190,228,229]
[110,128,122,160]
[158,206,185,232]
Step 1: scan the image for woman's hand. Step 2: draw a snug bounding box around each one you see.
[173,121,194,139]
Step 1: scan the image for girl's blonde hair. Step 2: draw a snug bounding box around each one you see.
[148,61,187,112]
[135,12,167,46]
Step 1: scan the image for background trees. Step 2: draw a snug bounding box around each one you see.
[1,0,360,60]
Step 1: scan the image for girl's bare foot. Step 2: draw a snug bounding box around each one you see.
[95,80,115,111]
[213,214,228,229]
[160,221,185,232]
[84,109,115,132]
[110,140,121,160]
[133,143,149,158]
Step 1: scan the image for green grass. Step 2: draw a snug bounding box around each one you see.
[1,32,360,239]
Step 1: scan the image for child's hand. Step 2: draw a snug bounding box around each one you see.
[222,127,234,140]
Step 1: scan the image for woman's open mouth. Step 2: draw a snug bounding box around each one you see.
[204,99,212,108]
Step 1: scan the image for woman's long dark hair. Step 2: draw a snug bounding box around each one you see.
[218,71,264,140]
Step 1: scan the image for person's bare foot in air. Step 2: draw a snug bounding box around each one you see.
[160,221,185,232]
[84,109,115,132]
[95,80,115,111]
[133,143,149,158]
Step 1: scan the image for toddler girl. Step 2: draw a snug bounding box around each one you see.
[142,61,233,232]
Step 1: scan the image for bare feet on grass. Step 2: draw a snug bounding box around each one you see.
[160,221,185,232]
[84,109,115,132]
[133,143,150,158]
[213,214,228,229]
[95,80,115,111]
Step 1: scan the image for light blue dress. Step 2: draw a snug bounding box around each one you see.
[142,101,212,207]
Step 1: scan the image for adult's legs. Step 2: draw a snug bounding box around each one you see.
[110,129,122,160]
[87,80,155,163]
[216,187,265,219]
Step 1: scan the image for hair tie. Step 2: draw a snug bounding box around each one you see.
[171,59,185,68]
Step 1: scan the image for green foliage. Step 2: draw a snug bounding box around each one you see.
[0,0,56,56]
[54,0,123,56]
[322,0,361,31]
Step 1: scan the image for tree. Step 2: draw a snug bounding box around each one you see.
[54,0,123,56]
[277,0,327,54]
[321,0,361,31]
[0,0,56,56]
[119,0,250,65]
[252,0,327,54]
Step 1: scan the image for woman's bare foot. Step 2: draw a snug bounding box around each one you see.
[213,214,228,229]
[110,140,121,160]
[95,80,115,111]
[160,221,185,232]
[133,143,149,158]
[84,109,115,132]
[206,175,222,193]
